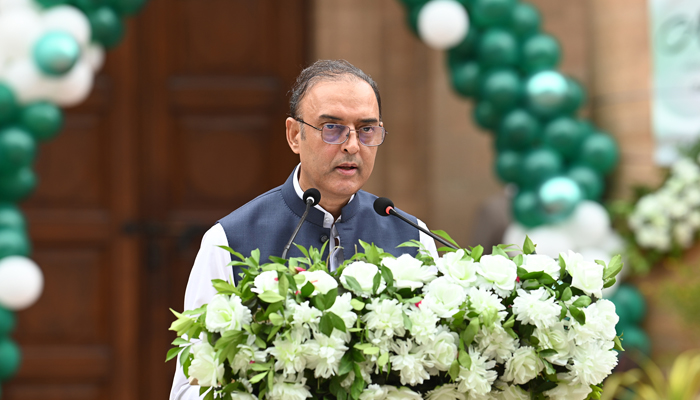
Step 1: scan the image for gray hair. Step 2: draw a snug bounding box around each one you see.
[289,59,382,120]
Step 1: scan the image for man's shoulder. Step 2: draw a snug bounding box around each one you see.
[219,184,286,223]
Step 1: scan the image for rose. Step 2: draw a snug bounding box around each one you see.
[522,254,560,280]
[422,277,467,318]
[251,270,279,294]
[425,384,466,400]
[533,322,573,366]
[424,325,458,371]
[360,384,390,400]
[503,346,543,385]
[269,375,312,400]
[188,342,224,387]
[385,387,422,400]
[435,249,478,288]
[340,261,385,297]
[299,270,337,295]
[205,294,253,333]
[544,373,593,400]
[381,254,436,290]
[477,255,517,294]
[561,251,604,298]
[495,381,530,400]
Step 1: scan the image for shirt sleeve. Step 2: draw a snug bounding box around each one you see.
[170,223,231,400]
[417,218,439,260]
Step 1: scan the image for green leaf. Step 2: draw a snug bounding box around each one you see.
[539,273,556,286]
[539,349,558,358]
[491,246,509,258]
[165,346,185,362]
[343,275,363,293]
[351,363,365,400]
[179,345,191,367]
[614,335,625,351]
[513,254,524,267]
[604,254,623,280]
[470,245,484,262]
[327,311,347,333]
[403,312,413,330]
[294,243,310,259]
[217,245,245,261]
[372,272,381,295]
[543,360,557,378]
[278,273,289,297]
[258,290,285,304]
[377,352,389,367]
[569,305,586,325]
[249,362,273,371]
[518,267,544,280]
[448,359,460,380]
[380,266,394,288]
[431,229,460,248]
[312,293,327,311]
[603,277,617,289]
[211,279,237,295]
[504,327,518,339]
[363,346,380,355]
[324,288,338,309]
[458,350,472,369]
[269,313,285,326]
[350,298,365,311]
[267,368,274,393]
[338,352,353,376]
[249,371,267,384]
[461,319,479,347]
[529,335,540,346]
[523,236,536,254]
[300,281,315,298]
[171,337,189,346]
[320,313,334,336]
[522,279,541,290]
[560,286,572,301]
[365,243,381,264]
[534,381,558,393]
[255,335,266,349]
[572,296,592,308]
[502,314,515,329]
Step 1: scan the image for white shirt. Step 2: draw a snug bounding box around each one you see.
[169,166,438,400]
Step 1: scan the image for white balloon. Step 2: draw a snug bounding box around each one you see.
[596,231,625,255]
[417,0,469,50]
[0,0,40,12]
[48,60,93,106]
[560,201,612,249]
[42,5,91,46]
[503,223,526,255]
[0,9,44,60]
[577,247,610,263]
[0,256,44,310]
[526,226,574,258]
[3,58,54,102]
[84,43,105,72]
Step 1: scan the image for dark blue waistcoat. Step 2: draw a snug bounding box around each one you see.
[218,171,419,282]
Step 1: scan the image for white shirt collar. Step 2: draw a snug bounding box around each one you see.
[292,164,354,228]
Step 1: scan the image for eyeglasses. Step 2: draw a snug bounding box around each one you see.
[296,118,387,146]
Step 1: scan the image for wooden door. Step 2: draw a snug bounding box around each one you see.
[4,1,309,399]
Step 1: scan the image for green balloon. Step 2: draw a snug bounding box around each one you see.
[33,31,81,77]
[610,284,647,327]
[20,101,64,142]
[0,229,30,259]
[88,6,125,48]
[521,33,561,74]
[509,2,541,38]
[35,0,70,7]
[480,69,522,112]
[447,28,480,68]
[399,0,429,8]
[526,70,569,118]
[542,117,588,159]
[579,133,619,174]
[538,176,582,222]
[472,0,517,28]
[495,150,522,184]
[498,109,540,150]
[0,84,19,127]
[109,0,147,15]
[563,78,585,114]
[0,127,36,174]
[451,62,481,98]
[513,190,546,227]
[0,338,21,380]
[618,325,651,355]
[567,165,604,200]
[0,167,37,202]
[0,306,16,337]
[0,203,26,232]
[473,101,502,130]
[478,29,519,69]
[74,0,108,10]
[521,147,563,188]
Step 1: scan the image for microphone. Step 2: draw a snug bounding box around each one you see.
[282,188,321,259]
[373,197,459,250]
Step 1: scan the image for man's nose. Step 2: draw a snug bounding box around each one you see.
[342,129,360,154]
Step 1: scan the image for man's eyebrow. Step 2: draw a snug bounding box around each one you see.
[318,114,343,121]
[318,115,380,124]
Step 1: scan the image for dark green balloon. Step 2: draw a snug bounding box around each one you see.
[512,190,546,227]
[480,69,522,112]
[88,6,125,49]
[447,28,480,68]
[478,29,519,69]
[0,203,26,232]
[542,117,588,159]
[538,176,582,222]
[526,71,569,118]
[20,101,64,142]
[521,33,561,74]
[451,62,481,98]
[521,147,563,188]
[498,109,540,150]
[567,165,604,200]
[405,4,423,35]
[0,306,16,337]
[509,2,541,38]
[495,150,522,184]
[399,0,429,8]
[473,101,502,131]
[0,127,37,174]
[0,167,37,202]
[73,0,108,10]
[610,284,647,327]
[36,0,70,6]
[472,0,516,28]
[0,338,21,380]
[33,31,81,77]
[563,78,586,114]
[0,229,30,259]
[109,0,148,15]
[578,133,619,174]
[0,84,19,127]
[618,325,651,355]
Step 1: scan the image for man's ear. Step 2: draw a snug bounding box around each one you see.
[286,117,301,154]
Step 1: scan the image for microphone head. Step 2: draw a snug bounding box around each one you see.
[373,197,394,216]
[303,188,321,206]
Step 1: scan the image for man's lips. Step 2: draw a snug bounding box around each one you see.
[335,163,358,175]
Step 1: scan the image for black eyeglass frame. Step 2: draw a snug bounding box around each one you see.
[295,118,387,147]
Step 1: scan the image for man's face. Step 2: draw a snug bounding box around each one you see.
[286,78,380,208]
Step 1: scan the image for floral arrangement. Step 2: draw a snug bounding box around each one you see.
[167,235,624,400]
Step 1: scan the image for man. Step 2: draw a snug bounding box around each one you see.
[170,60,437,399]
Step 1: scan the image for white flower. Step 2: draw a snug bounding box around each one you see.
[569,341,618,386]
[674,222,695,248]
[494,381,529,400]
[327,292,358,335]
[407,305,438,344]
[468,287,506,326]
[533,321,573,366]
[268,336,310,376]
[511,287,561,329]
[424,325,459,371]
[457,347,497,396]
[231,392,257,400]
[568,299,618,344]
[390,339,431,386]
[340,261,385,297]
[385,387,422,400]
[205,294,253,333]
[268,375,312,400]
[251,270,279,294]
[544,373,593,400]
[436,249,478,288]
[426,384,466,400]
[368,329,393,364]
[188,342,224,387]
[422,277,467,318]
[503,346,543,385]
[561,250,604,298]
[306,333,348,378]
[363,298,405,338]
[477,255,517,295]
[381,254,436,290]
[475,324,518,364]
[360,384,390,400]
[299,270,338,295]
[522,254,560,280]
[231,334,267,374]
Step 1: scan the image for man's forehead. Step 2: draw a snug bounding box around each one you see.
[300,77,378,114]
